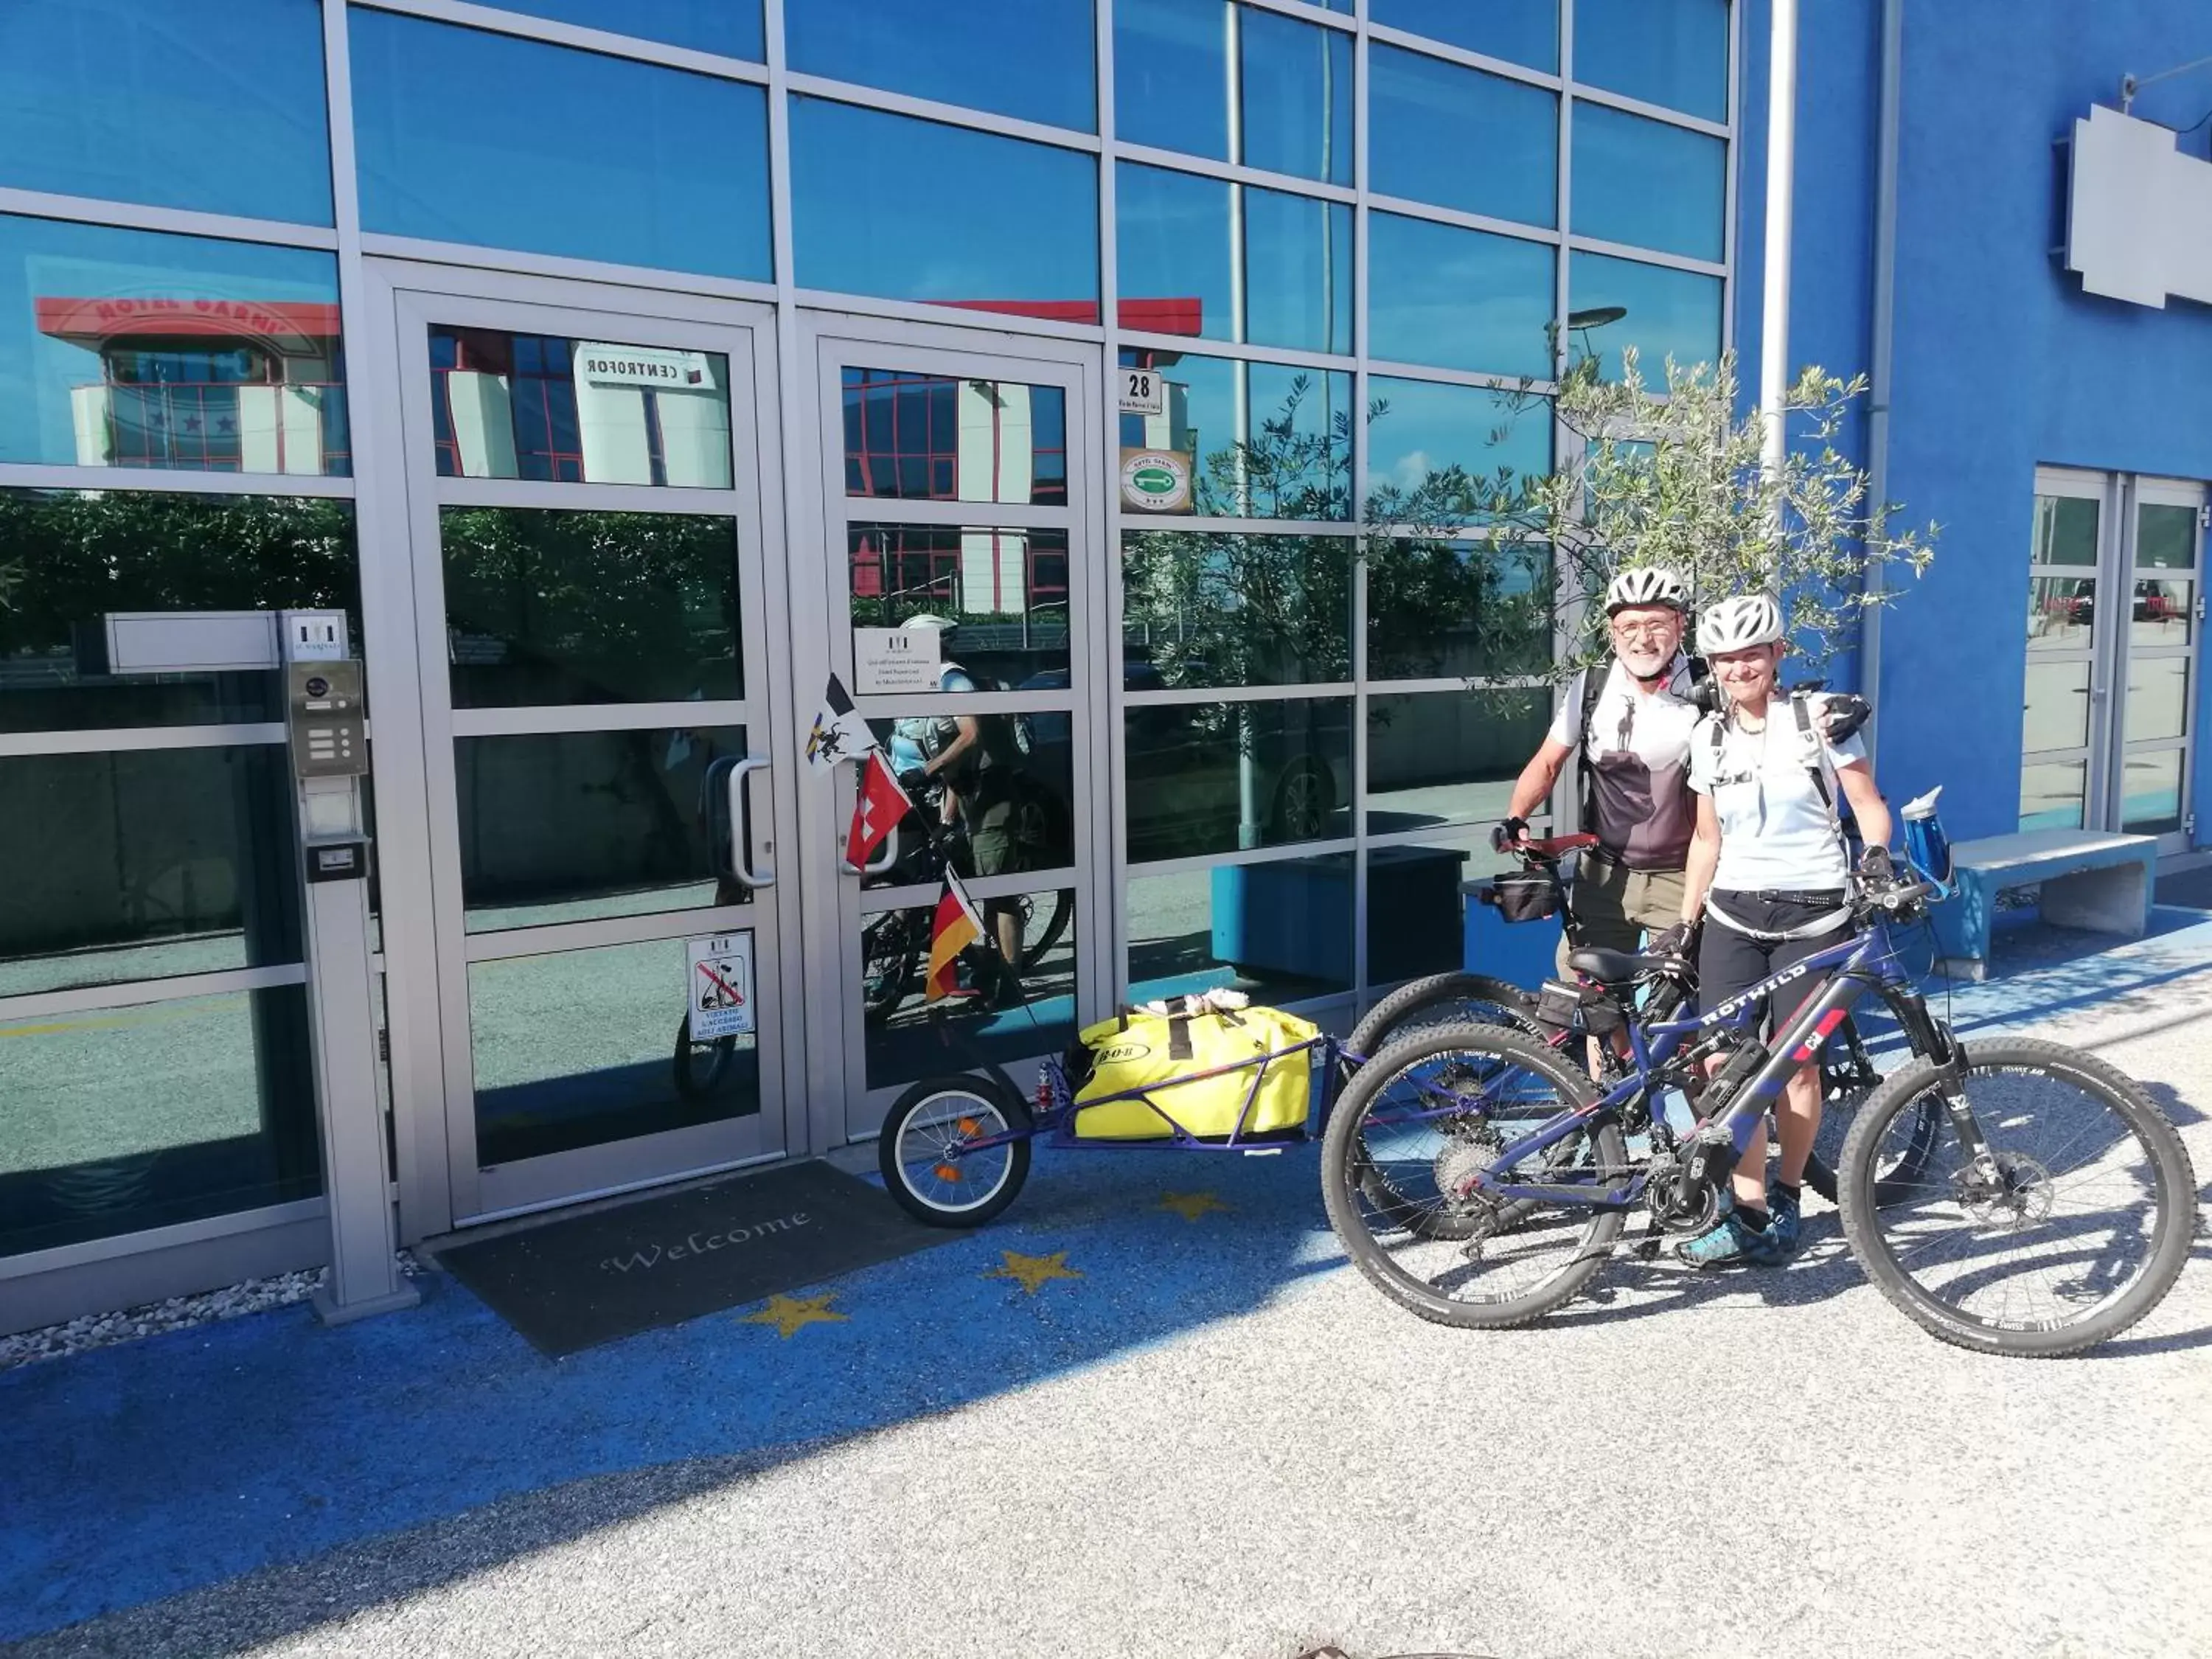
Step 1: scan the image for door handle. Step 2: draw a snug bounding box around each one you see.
[726,757,773,888]
[853,817,900,876]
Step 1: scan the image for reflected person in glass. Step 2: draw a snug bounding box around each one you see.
[890,616,1028,993]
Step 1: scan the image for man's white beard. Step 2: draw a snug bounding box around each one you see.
[1616,641,1671,680]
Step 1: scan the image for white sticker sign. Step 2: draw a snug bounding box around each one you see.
[685,932,756,1040]
[573,341,716,391]
[1119,366,1165,417]
[854,625,942,693]
[1119,447,1194,514]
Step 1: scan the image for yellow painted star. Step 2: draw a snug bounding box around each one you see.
[738,1292,848,1338]
[1158,1191,1230,1222]
[985,1251,1083,1295]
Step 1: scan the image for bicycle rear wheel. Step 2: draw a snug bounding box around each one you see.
[1322,1024,1628,1329]
[1346,973,1547,1064]
[1839,1037,2195,1357]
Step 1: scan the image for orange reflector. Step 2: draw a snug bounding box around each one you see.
[933,1164,962,1183]
[956,1117,981,1135]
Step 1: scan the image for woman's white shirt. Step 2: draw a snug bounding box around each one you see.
[1687,699,1867,891]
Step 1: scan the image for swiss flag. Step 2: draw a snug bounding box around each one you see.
[844,749,914,869]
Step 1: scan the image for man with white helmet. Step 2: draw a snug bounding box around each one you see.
[1671,591,1893,1267]
[1502,566,1707,974]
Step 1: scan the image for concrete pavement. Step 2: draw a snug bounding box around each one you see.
[4,912,2210,1659]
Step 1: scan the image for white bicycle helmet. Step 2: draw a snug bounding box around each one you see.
[1696,592,1786,655]
[1604,566,1688,614]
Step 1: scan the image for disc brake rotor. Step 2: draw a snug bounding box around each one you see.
[1958,1152,2055,1226]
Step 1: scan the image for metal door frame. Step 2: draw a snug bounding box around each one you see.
[2113,474,2205,854]
[789,313,1111,1150]
[362,260,801,1232]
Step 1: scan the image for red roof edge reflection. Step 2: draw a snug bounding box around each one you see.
[929,297,1203,335]
[35,297,344,347]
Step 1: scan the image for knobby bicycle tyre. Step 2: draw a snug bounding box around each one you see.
[1837,1037,2196,1357]
[1345,973,1549,1068]
[1323,1023,1627,1329]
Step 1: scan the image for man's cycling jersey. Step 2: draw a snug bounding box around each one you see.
[1545,655,1703,870]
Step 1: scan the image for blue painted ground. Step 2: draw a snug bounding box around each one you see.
[5,904,2209,1647]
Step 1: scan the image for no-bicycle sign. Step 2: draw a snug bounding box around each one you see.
[685,932,756,1040]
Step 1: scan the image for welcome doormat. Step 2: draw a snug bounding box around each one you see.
[434,1161,950,1357]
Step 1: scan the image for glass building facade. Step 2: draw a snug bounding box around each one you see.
[0,0,1735,1322]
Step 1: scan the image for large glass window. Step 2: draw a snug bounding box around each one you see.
[1369,0,1557,73]
[1117,351,1351,521]
[1567,253,1724,380]
[0,982,321,1257]
[788,0,1095,131]
[350,11,772,281]
[1368,215,1554,379]
[0,745,301,999]
[1366,379,1552,516]
[1368,45,1556,228]
[1116,0,1354,185]
[439,507,742,708]
[430,326,733,488]
[1573,0,1730,123]
[791,100,1098,311]
[1366,689,1549,832]
[474,0,763,60]
[0,0,330,224]
[1368,539,1553,679]
[1123,696,1352,859]
[0,490,358,731]
[1123,532,1353,689]
[1128,861,1352,1006]
[1571,103,1726,262]
[1118,164,1352,355]
[0,216,349,476]
[843,370,1069,505]
[849,525,1074,686]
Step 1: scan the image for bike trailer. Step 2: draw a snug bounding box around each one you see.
[1065,1004,1320,1140]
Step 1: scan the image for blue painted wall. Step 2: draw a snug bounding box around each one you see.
[1734,0,2212,847]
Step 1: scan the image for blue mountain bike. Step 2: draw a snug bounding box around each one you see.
[1321,804,2196,1356]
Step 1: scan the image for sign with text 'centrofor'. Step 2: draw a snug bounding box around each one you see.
[574,341,714,390]
[853,625,942,693]
[685,932,755,1040]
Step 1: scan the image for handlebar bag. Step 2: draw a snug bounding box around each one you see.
[1484,871,1562,925]
[1071,1006,1320,1141]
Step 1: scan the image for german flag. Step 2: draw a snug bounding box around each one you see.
[923,870,986,1003]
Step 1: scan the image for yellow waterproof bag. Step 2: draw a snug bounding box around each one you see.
[1069,1005,1320,1141]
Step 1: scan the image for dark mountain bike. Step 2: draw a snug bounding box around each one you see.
[1322,830,2196,1356]
[1344,827,1913,1207]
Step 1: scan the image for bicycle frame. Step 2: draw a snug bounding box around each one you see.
[1454,915,1961,1208]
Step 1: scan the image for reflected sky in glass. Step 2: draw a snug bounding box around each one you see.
[1118,163,1352,354]
[1368,44,1555,227]
[0,0,332,224]
[1116,0,1353,184]
[1568,252,1722,380]
[793,99,1098,308]
[474,0,762,60]
[788,0,1095,131]
[352,11,771,279]
[1368,215,1554,380]
[1573,0,1729,121]
[1370,0,1557,72]
[1572,102,1725,261]
[1119,349,1352,519]
[1366,378,1552,509]
[0,214,347,470]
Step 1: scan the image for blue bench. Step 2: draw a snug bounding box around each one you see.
[1929,828,2158,981]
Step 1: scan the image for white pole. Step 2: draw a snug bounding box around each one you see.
[1759,0,1799,479]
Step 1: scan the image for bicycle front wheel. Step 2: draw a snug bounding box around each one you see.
[1322,1023,1627,1329]
[1838,1037,2196,1357]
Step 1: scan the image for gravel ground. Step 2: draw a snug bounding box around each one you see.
[0,1253,425,1375]
[12,947,2210,1659]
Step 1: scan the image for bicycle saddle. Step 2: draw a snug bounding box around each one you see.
[1567,946,1674,982]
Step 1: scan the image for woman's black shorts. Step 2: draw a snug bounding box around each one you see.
[1696,891,1851,1032]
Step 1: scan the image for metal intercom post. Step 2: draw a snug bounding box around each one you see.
[282,613,418,1324]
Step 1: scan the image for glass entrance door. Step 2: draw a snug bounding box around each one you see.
[2023,468,2204,852]
[389,279,790,1222]
[800,322,1105,1141]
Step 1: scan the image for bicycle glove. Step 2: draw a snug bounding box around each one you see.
[1498,815,1529,846]
[1858,844,1895,881]
[1821,694,1872,744]
[1648,921,1693,958]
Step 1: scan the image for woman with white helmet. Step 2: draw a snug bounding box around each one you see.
[1671,591,1893,1267]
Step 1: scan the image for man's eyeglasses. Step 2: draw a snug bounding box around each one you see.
[1610,619,1677,641]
